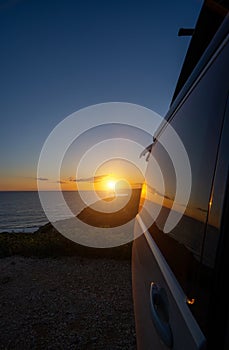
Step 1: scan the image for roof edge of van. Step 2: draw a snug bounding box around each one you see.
[166,12,229,122]
[170,0,229,109]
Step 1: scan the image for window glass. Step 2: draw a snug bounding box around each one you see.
[143,43,228,335]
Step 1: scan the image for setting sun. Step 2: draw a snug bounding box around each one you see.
[107,180,116,191]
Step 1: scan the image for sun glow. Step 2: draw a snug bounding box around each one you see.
[107,180,116,191]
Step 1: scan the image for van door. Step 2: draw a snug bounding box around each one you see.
[132,34,229,350]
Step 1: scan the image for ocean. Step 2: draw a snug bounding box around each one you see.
[0,191,94,233]
[0,190,131,233]
[0,191,48,232]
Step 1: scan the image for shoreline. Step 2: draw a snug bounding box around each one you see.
[0,188,141,234]
[0,190,141,259]
[0,226,47,234]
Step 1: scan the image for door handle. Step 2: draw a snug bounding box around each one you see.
[150,282,173,348]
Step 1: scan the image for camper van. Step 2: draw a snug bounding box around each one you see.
[132,1,229,349]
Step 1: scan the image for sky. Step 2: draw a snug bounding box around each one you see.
[0,0,204,191]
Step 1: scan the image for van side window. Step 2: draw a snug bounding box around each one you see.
[145,43,228,335]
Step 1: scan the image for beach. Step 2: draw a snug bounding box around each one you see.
[0,225,136,349]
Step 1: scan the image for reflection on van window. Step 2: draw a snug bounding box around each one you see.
[142,43,228,335]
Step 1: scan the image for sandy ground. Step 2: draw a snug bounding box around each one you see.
[0,255,136,350]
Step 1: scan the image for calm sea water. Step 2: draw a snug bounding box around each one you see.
[0,191,97,233]
[0,191,47,232]
[0,190,125,233]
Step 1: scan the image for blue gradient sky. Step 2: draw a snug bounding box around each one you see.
[0,0,203,190]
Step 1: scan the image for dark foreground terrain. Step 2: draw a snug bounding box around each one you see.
[0,225,136,349]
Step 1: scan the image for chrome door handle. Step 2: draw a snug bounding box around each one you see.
[150,282,173,348]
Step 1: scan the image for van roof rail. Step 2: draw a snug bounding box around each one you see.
[171,0,229,105]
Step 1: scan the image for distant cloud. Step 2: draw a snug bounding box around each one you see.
[68,175,109,183]
[37,177,49,181]
[68,177,76,182]
[57,180,66,184]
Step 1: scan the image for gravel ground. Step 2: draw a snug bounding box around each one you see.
[0,255,136,350]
